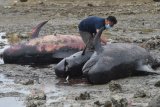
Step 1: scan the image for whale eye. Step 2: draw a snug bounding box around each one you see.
[73,56,76,57]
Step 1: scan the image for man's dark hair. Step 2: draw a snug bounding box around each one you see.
[106,16,117,24]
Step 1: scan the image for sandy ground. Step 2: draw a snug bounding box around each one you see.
[0,0,160,107]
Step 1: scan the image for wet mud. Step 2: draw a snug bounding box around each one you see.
[0,0,160,106]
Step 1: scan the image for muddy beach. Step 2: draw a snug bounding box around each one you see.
[0,0,160,107]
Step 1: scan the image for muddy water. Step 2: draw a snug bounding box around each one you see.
[0,0,10,5]
[0,74,25,107]
[0,97,24,107]
[0,70,63,106]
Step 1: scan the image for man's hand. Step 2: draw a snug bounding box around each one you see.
[96,29,107,45]
[100,38,107,45]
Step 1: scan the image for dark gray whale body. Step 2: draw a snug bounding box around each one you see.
[82,27,159,84]
[55,50,93,78]
[82,43,158,84]
[55,27,160,84]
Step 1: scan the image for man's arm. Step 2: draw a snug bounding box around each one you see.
[96,29,107,45]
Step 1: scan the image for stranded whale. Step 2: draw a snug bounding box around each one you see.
[82,27,160,84]
[54,50,93,78]
[2,21,85,64]
[54,27,160,83]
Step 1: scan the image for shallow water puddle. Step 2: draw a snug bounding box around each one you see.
[0,97,25,107]
[0,73,66,106]
[0,73,14,84]
[0,75,29,93]
[0,74,28,107]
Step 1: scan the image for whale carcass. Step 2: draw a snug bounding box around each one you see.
[2,21,85,64]
[82,27,160,84]
[55,27,160,84]
[55,50,93,78]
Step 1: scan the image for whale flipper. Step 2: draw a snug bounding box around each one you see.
[135,64,159,76]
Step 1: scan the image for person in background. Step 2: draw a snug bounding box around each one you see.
[78,16,117,50]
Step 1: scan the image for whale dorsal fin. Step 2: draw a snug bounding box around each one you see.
[30,20,49,39]
[93,27,105,53]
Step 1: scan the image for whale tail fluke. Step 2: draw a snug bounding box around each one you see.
[30,20,49,39]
